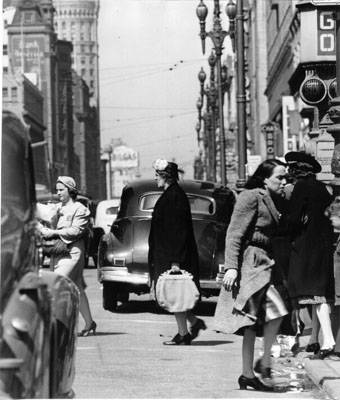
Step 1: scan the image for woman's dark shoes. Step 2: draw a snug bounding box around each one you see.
[311,347,334,360]
[254,358,272,379]
[190,318,207,340]
[79,321,97,337]
[163,333,192,346]
[238,375,274,391]
[305,342,320,354]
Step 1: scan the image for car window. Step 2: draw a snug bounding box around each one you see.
[139,193,215,215]
[106,206,119,215]
[140,193,161,211]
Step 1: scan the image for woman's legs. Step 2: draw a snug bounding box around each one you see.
[79,288,94,328]
[262,317,283,369]
[315,303,335,349]
[174,312,189,336]
[242,328,256,378]
[186,310,198,326]
[308,305,320,344]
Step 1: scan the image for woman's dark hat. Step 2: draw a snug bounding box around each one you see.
[153,159,184,177]
[284,151,322,173]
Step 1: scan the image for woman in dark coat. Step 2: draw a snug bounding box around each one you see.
[214,159,289,391]
[285,151,335,359]
[148,159,206,345]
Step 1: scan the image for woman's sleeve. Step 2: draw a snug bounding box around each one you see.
[224,190,258,270]
[58,206,90,243]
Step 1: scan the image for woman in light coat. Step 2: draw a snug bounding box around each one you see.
[214,159,288,391]
[37,176,96,336]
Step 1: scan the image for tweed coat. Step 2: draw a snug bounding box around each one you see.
[214,188,281,334]
[148,182,200,288]
[287,177,334,301]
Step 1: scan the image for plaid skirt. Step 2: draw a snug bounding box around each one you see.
[234,284,289,336]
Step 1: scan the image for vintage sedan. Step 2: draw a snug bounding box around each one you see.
[0,111,79,398]
[97,179,235,311]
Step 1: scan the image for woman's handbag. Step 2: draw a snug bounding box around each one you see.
[155,268,200,313]
[46,238,70,257]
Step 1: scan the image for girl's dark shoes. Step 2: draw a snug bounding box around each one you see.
[311,347,334,360]
[190,318,207,340]
[79,321,97,337]
[163,333,192,345]
[305,342,320,354]
[238,375,274,391]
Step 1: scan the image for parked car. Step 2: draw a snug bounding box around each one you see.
[36,192,99,267]
[97,179,235,311]
[0,111,79,398]
[94,199,120,235]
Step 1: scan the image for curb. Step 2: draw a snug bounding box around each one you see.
[304,359,340,400]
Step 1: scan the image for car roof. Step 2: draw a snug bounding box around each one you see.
[117,179,234,219]
[123,179,221,196]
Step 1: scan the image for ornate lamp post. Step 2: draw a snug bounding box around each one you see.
[196,0,236,186]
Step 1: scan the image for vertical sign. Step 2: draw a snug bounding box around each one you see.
[317,10,336,56]
[265,125,275,159]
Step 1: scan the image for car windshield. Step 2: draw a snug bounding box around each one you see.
[140,193,215,215]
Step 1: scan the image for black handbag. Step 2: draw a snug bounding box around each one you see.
[45,238,70,257]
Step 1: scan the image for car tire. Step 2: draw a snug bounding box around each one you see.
[102,282,118,312]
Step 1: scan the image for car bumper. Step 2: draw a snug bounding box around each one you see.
[98,266,149,285]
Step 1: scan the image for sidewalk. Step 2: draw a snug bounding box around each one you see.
[303,355,340,400]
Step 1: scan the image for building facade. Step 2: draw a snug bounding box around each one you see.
[53,0,100,107]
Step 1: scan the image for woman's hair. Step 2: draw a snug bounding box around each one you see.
[67,187,78,200]
[156,169,178,185]
[288,161,315,180]
[245,159,286,189]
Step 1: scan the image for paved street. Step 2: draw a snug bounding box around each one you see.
[73,268,328,399]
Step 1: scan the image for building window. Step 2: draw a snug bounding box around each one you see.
[3,45,8,55]
[3,67,8,74]
[11,87,17,98]
[90,80,94,88]
[90,68,94,76]
[24,12,33,24]
[90,56,94,64]
[81,68,86,76]
[81,57,86,65]
[81,45,85,52]
[62,21,66,29]
[3,88,8,97]
[80,32,85,40]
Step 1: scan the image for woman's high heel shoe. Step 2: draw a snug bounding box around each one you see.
[163,333,192,345]
[238,375,274,391]
[79,321,97,337]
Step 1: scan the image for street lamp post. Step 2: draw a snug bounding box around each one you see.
[234,0,247,188]
[103,144,113,199]
[196,0,236,186]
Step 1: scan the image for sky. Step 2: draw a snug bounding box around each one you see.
[98,0,232,179]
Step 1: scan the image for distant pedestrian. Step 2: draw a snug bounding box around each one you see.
[285,151,335,359]
[148,159,206,345]
[37,176,97,336]
[214,159,288,392]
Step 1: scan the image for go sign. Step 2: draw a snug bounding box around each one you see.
[318,10,336,56]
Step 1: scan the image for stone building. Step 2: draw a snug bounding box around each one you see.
[6,0,76,183]
[52,0,103,198]
[53,0,100,107]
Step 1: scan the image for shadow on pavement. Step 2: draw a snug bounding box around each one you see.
[191,340,233,346]
[113,299,218,316]
[78,332,127,337]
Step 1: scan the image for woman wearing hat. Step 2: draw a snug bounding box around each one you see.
[148,159,206,345]
[285,151,335,359]
[37,176,96,336]
[214,159,288,391]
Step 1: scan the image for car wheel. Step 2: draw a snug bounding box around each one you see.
[102,282,118,312]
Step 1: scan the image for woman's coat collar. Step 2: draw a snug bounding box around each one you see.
[258,188,280,224]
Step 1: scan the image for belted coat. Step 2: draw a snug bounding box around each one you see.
[148,182,200,288]
[214,188,281,334]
